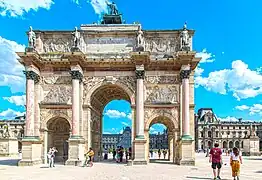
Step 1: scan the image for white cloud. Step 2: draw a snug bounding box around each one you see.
[127,113,131,120]
[103,132,112,134]
[0,108,24,119]
[196,49,215,63]
[235,105,249,111]
[235,104,262,116]
[218,116,239,122]
[72,0,108,16]
[3,95,26,106]
[0,0,54,17]
[121,122,129,126]
[195,60,262,100]
[194,67,204,76]
[0,36,26,93]
[104,109,131,119]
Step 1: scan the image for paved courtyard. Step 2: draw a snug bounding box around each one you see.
[1,153,262,180]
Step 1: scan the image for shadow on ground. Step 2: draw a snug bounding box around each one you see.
[0,159,19,166]
[149,159,174,165]
[186,177,231,180]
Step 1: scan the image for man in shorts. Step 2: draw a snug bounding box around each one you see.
[209,143,222,180]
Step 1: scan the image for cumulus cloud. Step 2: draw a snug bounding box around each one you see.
[195,60,262,100]
[0,108,24,119]
[104,109,131,120]
[121,122,129,126]
[235,104,262,116]
[218,116,239,122]
[3,95,26,106]
[196,49,215,63]
[0,36,26,93]
[72,0,108,15]
[0,0,54,17]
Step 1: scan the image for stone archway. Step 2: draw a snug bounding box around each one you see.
[88,83,133,161]
[47,117,71,162]
[145,115,177,164]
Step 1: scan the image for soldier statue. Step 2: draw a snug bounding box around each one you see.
[28,26,36,49]
[136,25,145,51]
[3,123,10,138]
[180,22,190,51]
[72,27,81,49]
[106,1,119,15]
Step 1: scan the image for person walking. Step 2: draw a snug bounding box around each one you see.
[230,147,243,180]
[83,147,95,167]
[209,143,222,180]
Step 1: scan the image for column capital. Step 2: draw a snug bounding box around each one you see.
[180,69,191,79]
[23,70,40,84]
[135,69,145,79]
[70,70,83,81]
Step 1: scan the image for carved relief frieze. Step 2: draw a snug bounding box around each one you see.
[0,144,8,153]
[146,85,179,104]
[145,37,178,54]
[42,85,72,104]
[43,38,72,53]
[43,76,71,85]
[117,76,136,92]
[145,75,179,84]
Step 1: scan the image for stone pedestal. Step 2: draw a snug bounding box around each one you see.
[178,139,195,166]
[0,138,19,157]
[18,137,42,166]
[133,139,147,165]
[65,137,85,166]
[249,136,260,156]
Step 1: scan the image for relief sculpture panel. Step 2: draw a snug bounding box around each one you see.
[42,85,72,104]
[145,75,179,84]
[146,85,179,104]
[43,38,72,53]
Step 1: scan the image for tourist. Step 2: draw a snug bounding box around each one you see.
[125,149,128,162]
[158,149,161,159]
[119,146,124,162]
[163,149,167,159]
[104,148,108,160]
[149,149,153,158]
[112,148,116,160]
[83,147,94,167]
[209,143,222,180]
[48,147,58,168]
[128,147,132,160]
[230,147,242,180]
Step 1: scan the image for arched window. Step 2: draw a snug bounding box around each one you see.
[223,141,227,148]
[229,141,233,148]
[208,131,212,138]
[235,141,240,148]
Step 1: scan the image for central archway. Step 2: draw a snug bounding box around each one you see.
[89,83,134,161]
[47,117,71,162]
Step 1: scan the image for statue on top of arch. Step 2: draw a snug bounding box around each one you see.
[180,22,191,51]
[106,1,119,15]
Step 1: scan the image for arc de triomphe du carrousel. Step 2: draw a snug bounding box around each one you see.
[17,3,201,166]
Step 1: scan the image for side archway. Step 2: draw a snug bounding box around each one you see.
[47,117,71,162]
[145,114,178,164]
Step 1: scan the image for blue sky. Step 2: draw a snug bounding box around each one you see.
[0,0,262,134]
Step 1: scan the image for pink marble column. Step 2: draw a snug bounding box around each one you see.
[135,65,145,139]
[180,67,191,139]
[24,71,39,137]
[70,70,83,137]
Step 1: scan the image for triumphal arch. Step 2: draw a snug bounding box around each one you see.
[17,10,201,166]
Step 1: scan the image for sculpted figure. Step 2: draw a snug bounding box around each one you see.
[3,123,10,138]
[180,22,190,51]
[106,1,119,15]
[28,26,36,48]
[72,27,81,48]
[136,25,145,51]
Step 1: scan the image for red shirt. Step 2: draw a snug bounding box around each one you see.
[209,147,222,163]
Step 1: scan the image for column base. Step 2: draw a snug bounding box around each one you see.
[65,136,85,166]
[181,135,193,141]
[133,138,147,165]
[178,138,195,166]
[18,136,42,166]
